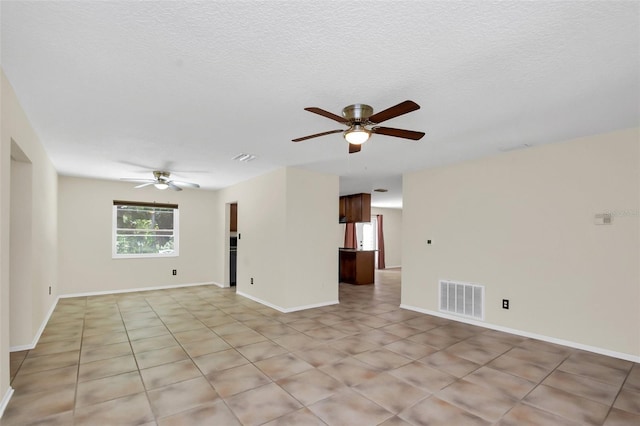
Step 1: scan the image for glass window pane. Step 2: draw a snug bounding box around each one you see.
[113,204,178,257]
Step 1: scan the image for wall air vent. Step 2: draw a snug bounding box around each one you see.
[439,280,484,320]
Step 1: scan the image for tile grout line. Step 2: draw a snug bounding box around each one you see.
[598,360,635,423]
[5,274,638,425]
[153,290,248,425]
[496,347,575,424]
[72,296,88,419]
[113,294,155,423]
[184,292,248,426]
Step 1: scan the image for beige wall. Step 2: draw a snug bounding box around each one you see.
[284,167,340,308]
[217,169,288,304]
[402,128,640,358]
[1,70,59,402]
[217,167,340,311]
[372,207,402,268]
[9,157,33,347]
[58,177,220,294]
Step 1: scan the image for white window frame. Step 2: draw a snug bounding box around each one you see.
[112,202,179,259]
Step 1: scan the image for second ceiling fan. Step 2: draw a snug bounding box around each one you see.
[292,100,425,153]
[120,171,200,191]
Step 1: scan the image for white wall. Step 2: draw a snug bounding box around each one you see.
[372,207,402,268]
[1,70,59,407]
[402,128,640,358]
[58,177,220,294]
[216,167,340,311]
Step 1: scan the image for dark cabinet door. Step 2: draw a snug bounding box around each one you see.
[359,193,371,222]
[339,250,374,285]
[230,203,238,231]
[340,193,371,223]
[345,196,358,223]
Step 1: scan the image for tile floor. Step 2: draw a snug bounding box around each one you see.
[3,270,639,425]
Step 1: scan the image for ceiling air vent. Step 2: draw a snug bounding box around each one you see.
[232,153,257,162]
[499,143,532,152]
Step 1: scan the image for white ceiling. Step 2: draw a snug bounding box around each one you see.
[1,1,638,208]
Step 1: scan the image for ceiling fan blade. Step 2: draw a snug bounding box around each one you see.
[372,126,425,140]
[349,144,362,154]
[172,180,200,188]
[167,182,183,191]
[304,107,349,124]
[134,182,155,189]
[121,178,155,183]
[368,100,420,124]
[292,129,344,142]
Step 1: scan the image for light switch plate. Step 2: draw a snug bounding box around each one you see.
[594,213,612,225]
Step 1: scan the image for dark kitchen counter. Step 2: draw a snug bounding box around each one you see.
[339,249,375,285]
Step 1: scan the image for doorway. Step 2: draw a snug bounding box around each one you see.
[10,141,33,349]
[356,216,378,268]
[229,203,238,286]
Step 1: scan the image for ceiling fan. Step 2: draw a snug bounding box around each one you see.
[292,100,425,153]
[120,171,200,191]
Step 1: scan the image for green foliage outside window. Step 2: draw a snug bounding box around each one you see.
[115,205,177,256]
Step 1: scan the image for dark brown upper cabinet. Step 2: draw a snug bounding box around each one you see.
[339,193,371,223]
[230,203,238,232]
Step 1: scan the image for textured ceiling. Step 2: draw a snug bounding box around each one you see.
[1,1,638,207]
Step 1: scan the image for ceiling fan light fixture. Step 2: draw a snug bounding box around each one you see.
[154,182,169,190]
[344,125,370,145]
[293,100,423,153]
[123,170,198,191]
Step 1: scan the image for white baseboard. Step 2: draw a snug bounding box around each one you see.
[381,265,401,270]
[237,291,339,313]
[0,387,14,418]
[59,281,217,299]
[400,304,640,363]
[10,295,59,352]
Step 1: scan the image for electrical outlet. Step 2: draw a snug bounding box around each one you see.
[502,299,509,309]
[172,269,177,276]
[250,277,254,285]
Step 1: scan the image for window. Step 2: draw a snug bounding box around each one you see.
[113,201,179,258]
